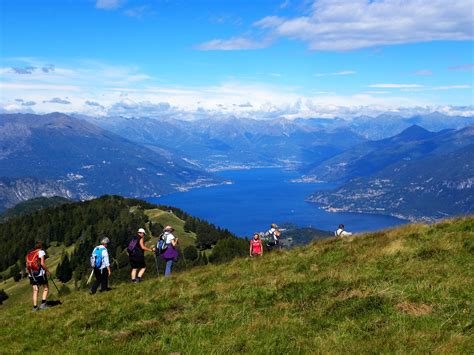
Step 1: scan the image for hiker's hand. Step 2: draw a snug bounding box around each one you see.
[152,247,156,252]
[108,270,111,276]
[46,270,51,276]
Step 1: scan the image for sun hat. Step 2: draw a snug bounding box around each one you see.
[101,237,110,244]
[137,228,146,234]
[164,225,174,232]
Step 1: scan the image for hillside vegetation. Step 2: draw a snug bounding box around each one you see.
[1,216,472,353]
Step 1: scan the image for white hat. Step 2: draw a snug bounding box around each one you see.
[101,237,110,244]
[137,228,146,234]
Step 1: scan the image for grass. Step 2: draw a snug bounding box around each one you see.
[0,216,473,353]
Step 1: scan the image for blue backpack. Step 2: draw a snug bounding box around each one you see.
[157,233,168,254]
[90,247,103,268]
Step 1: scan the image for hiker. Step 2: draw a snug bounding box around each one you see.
[266,223,281,248]
[250,233,263,257]
[335,224,353,237]
[128,228,155,282]
[160,226,179,277]
[90,237,111,294]
[26,241,51,311]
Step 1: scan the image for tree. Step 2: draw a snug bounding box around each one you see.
[183,245,198,261]
[209,237,247,264]
[57,254,73,283]
[0,289,8,304]
[10,263,20,282]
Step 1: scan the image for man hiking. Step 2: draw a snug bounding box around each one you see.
[250,233,263,257]
[90,237,111,294]
[159,225,179,277]
[26,241,51,311]
[128,228,155,282]
[266,223,281,249]
[335,224,353,238]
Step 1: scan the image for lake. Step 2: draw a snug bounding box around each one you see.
[149,168,406,236]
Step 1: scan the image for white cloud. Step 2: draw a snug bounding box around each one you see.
[369,84,424,88]
[414,69,433,76]
[204,0,473,51]
[195,37,270,51]
[448,63,474,71]
[96,0,124,10]
[433,85,471,90]
[1,58,472,119]
[315,70,356,77]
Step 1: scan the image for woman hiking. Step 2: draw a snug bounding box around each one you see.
[128,228,155,283]
[90,237,111,294]
[335,224,353,238]
[250,233,263,257]
[26,241,51,311]
[160,226,179,277]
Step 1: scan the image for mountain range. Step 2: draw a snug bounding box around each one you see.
[0,113,218,210]
[308,126,474,221]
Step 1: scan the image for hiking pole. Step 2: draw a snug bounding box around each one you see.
[86,269,94,285]
[49,277,62,303]
[153,252,160,276]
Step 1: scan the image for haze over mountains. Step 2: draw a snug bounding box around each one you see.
[0,111,472,222]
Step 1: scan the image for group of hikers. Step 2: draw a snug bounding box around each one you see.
[24,223,352,311]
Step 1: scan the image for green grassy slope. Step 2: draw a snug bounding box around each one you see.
[1,217,473,353]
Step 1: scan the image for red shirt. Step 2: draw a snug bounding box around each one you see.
[251,239,262,254]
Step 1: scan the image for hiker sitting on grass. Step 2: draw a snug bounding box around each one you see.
[26,241,51,311]
[335,224,353,238]
[160,226,179,277]
[90,237,111,294]
[250,233,263,257]
[128,228,155,283]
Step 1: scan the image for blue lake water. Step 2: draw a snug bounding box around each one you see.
[148,168,406,237]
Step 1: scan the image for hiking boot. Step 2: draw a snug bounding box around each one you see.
[131,279,138,283]
[136,277,142,283]
[39,303,48,310]
[32,306,39,312]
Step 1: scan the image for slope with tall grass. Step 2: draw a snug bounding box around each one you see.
[0,216,472,353]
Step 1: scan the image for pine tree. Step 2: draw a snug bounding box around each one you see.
[57,254,73,283]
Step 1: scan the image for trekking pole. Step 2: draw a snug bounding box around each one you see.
[50,277,62,300]
[153,252,160,276]
[86,269,94,285]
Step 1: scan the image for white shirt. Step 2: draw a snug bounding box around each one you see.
[36,250,46,277]
[335,228,352,237]
[94,245,110,270]
[164,232,175,245]
[268,228,278,241]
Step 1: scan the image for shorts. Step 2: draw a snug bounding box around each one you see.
[130,257,146,269]
[29,274,48,286]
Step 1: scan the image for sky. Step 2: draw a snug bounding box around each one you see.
[0,0,473,119]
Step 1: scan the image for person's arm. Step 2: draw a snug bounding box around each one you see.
[171,238,177,247]
[260,240,263,255]
[40,254,50,276]
[249,241,253,256]
[139,238,154,252]
[103,249,111,275]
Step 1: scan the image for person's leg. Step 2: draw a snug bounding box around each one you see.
[91,268,101,294]
[32,285,39,308]
[39,282,49,309]
[100,270,109,291]
[137,267,146,278]
[165,260,173,277]
[131,268,137,281]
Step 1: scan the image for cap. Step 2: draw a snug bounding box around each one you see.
[164,225,174,232]
[101,237,110,244]
[137,228,146,234]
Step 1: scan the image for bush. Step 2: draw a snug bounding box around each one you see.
[183,246,199,261]
[209,237,248,264]
[0,289,8,304]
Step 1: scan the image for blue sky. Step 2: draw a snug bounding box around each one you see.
[0,0,473,118]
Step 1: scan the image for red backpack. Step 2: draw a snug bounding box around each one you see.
[26,249,42,274]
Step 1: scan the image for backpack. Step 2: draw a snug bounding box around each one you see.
[26,249,42,275]
[127,237,139,256]
[90,247,104,268]
[157,233,168,254]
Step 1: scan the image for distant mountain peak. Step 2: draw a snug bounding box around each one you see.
[395,124,433,141]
